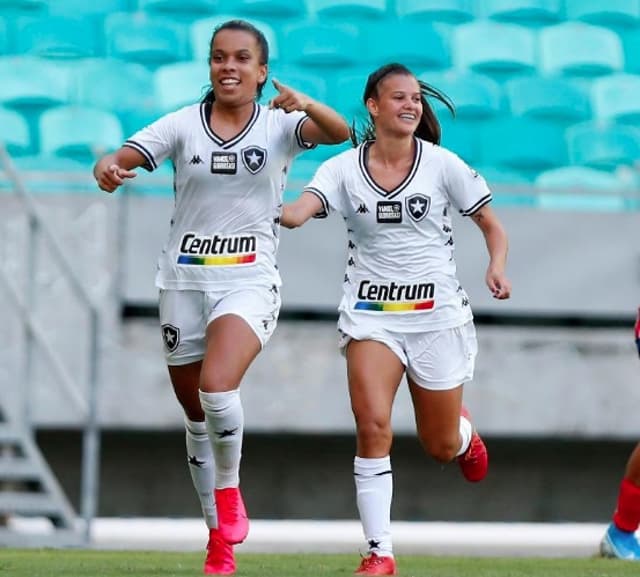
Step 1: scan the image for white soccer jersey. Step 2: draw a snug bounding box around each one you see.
[125,102,312,290]
[306,137,492,332]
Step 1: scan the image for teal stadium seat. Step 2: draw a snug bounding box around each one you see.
[222,0,308,21]
[4,155,96,194]
[284,159,319,202]
[539,22,624,77]
[190,16,279,64]
[300,140,351,163]
[104,12,189,67]
[15,15,98,58]
[439,117,480,164]
[262,66,328,108]
[332,72,369,120]
[281,22,360,68]
[453,20,536,77]
[0,106,31,156]
[591,74,640,124]
[0,16,7,55]
[621,29,640,73]
[567,121,640,170]
[565,0,640,30]
[395,0,475,23]
[46,0,131,16]
[364,21,449,70]
[480,118,567,171]
[421,70,502,119]
[308,0,388,21]
[0,0,46,13]
[481,0,562,27]
[137,0,219,20]
[39,106,124,161]
[505,77,590,124]
[154,61,210,112]
[0,56,69,110]
[535,166,632,190]
[71,58,158,127]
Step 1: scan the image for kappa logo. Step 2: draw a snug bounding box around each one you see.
[405,193,430,222]
[161,324,180,352]
[241,145,267,174]
[189,154,203,165]
[356,203,369,214]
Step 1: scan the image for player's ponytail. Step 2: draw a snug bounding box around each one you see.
[351,63,454,146]
[202,19,270,104]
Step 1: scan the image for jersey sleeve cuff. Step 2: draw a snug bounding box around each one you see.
[124,140,157,172]
[460,194,492,216]
[305,186,329,218]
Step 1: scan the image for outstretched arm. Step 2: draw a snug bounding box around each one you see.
[93,146,146,193]
[280,191,324,229]
[470,204,511,300]
[269,79,350,145]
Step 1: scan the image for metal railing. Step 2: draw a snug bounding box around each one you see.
[0,146,104,544]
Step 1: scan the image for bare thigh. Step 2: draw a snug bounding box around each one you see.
[347,340,405,458]
[200,314,262,393]
[168,361,203,421]
[408,378,463,463]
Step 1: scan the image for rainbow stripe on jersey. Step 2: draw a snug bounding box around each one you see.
[178,254,256,266]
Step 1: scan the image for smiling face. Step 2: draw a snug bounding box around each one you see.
[209,28,267,108]
[366,73,422,138]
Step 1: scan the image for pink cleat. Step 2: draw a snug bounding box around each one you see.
[354,553,398,575]
[204,528,235,575]
[215,487,249,545]
[457,407,489,482]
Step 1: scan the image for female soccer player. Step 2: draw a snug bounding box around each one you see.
[94,20,349,575]
[600,307,640,561]
[281,63,511,576]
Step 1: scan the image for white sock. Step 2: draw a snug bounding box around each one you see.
[184,418,217,529]
[456,415,473,457]
[354,456,393,557]
[199,389,244,488]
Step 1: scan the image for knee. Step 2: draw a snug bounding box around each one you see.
[421,435,460,464]
[355,416,392,450]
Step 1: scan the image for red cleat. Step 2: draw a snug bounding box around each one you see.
[354,553,398,575]
[204,528,235,575]
[215,487,249,545]
[457,407,488,482]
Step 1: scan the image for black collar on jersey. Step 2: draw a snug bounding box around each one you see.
[200,101,261,150]
[359,136,422,199]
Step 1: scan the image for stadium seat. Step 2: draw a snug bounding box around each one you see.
[104,12,189,67]
[39,106,124,161]
[621,29,640,74]
[0,106,31,156]
[535,165,632,190]
[439,117,480,164]
[300,141,351,163]
[308,0,388,21]
[331,72,369,120]
[482,0,562,27]
[190,16,279,64]
[46,0,130,16]
[0,16,7,55]
[281,22,360,68]
[453,21,536,77]
[0,56,69,110]
[395,0,475,23]
[71,58,157,121]
[364,21,450,70]
[262,65,328,106]
[154,61,210,112]
[222,0,309,20]
[591,74,640,124]
[539,22,624,77]
[566,121,640,170]
[480,117,567,171]
[505,77,590,124]
[0,0,47,13]
[284,159,319,202]
[474,165,532,184]
[564,0,640,30]
[420,71,503,120]
[137,0,219,19]
[3,154,96,194]
[15,15,99,59]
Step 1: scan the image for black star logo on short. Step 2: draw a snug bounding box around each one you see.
[216,427,239,438]
[188,455,205,467]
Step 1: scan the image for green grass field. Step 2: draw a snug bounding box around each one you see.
[2,550,639,577]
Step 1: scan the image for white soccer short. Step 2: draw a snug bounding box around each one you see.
[159,285,281,366]
[338,318,478,391]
